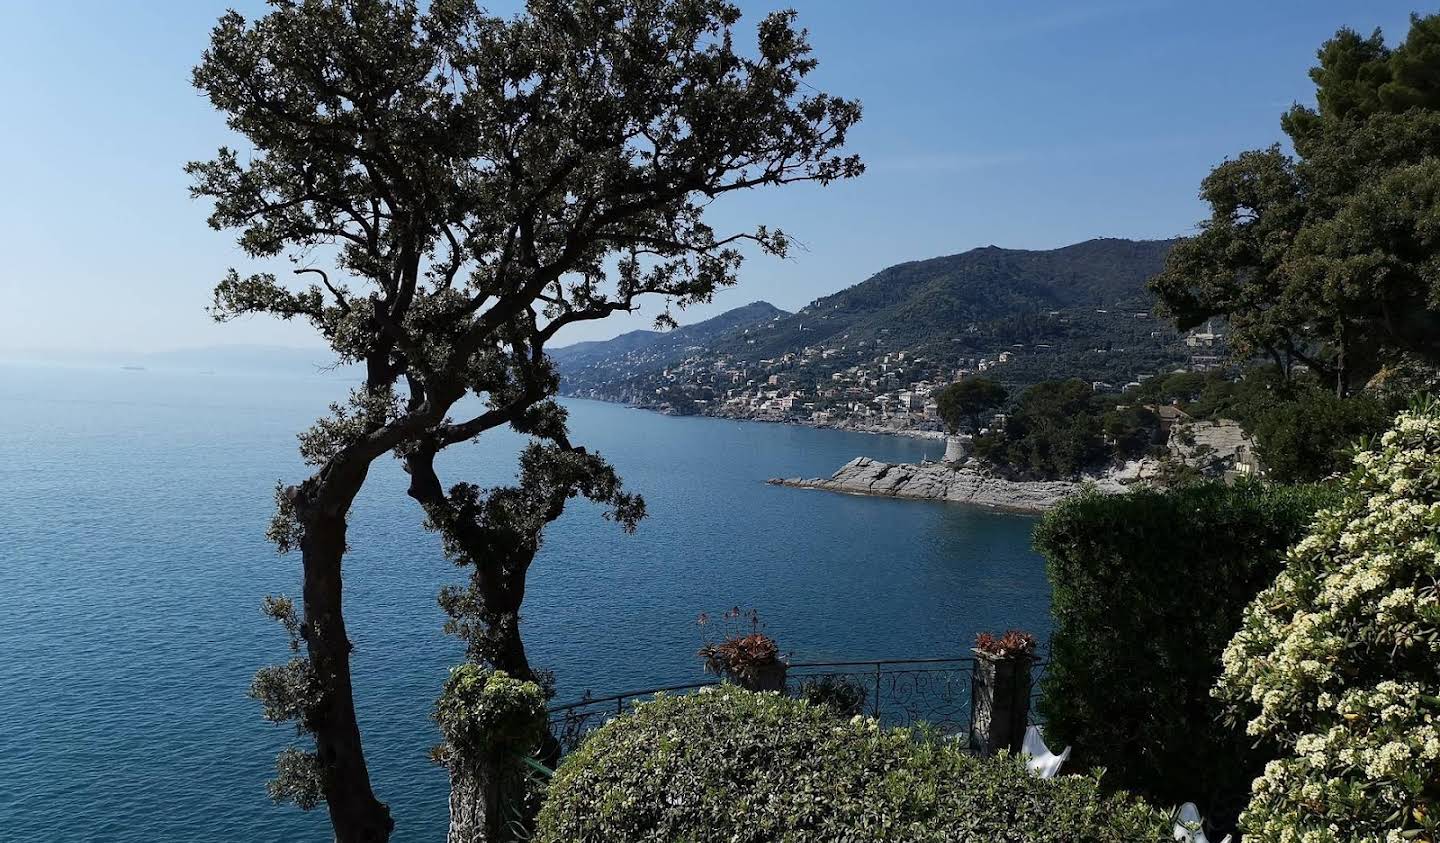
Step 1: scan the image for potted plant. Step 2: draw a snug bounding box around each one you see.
[696,607,787,692]
[973,629,1037,661]
[969,629,1037,756]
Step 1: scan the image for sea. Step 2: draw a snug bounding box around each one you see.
[0,363,1050,842]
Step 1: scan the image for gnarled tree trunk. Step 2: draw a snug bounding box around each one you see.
[446,760,499,843]
[297,490,394,843]
[481,571,533,681]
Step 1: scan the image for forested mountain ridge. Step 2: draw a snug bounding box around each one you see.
[551,299,789,379]
[554,238,1196,418]
[711,238,1176,361]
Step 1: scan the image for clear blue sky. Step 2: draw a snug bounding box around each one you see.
[0,1,1426,353]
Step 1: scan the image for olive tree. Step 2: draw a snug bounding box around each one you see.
[188,1,861,840]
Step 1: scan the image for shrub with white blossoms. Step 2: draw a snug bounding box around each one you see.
[1215,403,1440,843]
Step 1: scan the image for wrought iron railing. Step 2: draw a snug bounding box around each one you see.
[547,654,1048,756]
[1028,657,1049,725]
[548,679,721,755]
[787,657,977,734]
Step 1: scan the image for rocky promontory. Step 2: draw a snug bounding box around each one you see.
[768,457,1128,513]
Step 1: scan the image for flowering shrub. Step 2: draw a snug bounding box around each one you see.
[1215,404,1440,842]
[974,629,1037,658]
[534,685,1174,842]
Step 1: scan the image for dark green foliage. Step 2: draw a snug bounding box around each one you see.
[973,379,1142,479]
[1243,388,1391,483]
[1131,370,1218,408]
[535,685,1174,842]
[1000,379,1107,478]
[1033,481,1342,834]
[1101,404,1165,460]
[934,377,1007,434]
[1151,14,1440,391]
[1134,367,1396,482]
[795,675,870,717]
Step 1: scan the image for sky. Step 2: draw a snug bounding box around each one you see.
[0,1,1427,354]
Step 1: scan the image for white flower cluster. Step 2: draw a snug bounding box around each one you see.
[1215,406,1440,843]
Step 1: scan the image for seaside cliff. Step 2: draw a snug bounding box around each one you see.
[768,457,1127,513]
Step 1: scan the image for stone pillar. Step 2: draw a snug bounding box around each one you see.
[968,650,1033,756]
[943,434,969,464]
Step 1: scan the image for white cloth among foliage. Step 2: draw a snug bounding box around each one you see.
[1021,724,1071,778]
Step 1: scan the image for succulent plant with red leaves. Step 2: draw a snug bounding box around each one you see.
[974,629,1037,659]
[697,607,784,682]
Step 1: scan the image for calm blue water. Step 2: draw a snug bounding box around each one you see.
[0,363,1049,842]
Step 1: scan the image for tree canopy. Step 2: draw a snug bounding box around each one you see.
[1133,367,1396,483]
[972,379,1124,480]
[1150,14,1440,395]
[190,1,860,839]
[934,376,1006,434]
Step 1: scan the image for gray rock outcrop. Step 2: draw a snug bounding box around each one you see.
[769,457,1126,513]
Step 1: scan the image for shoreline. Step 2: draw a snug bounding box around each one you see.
[561,393,946,441]
[768,457,1127,514]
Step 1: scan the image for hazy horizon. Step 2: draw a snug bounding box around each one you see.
[0,235,1171,360]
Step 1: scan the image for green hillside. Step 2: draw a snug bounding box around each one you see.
[710,238,1174,360]
[555,238,1193,406]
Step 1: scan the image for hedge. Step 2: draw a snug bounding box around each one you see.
[1033,480,1340,833]
[534,685,1173,843]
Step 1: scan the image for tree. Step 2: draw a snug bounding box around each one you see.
[1140,365,1395,483]
[1100,404,1162,460]
[1132,370,1216,407]
[1242,385,1391,483]
[189,2,861,840]
[934,376,1007,434]
[974,379,1108,479]
[1150,15,1440,396]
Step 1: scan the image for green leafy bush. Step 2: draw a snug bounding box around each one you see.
[794,674,870,716]
[1034,481,1339,832]
[534,685,1173,842]
[1215,405,1440,842]
[1243,387,1391,483]
[433,666,548,762]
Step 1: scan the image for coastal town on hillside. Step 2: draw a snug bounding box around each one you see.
[563,313,1229,436]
